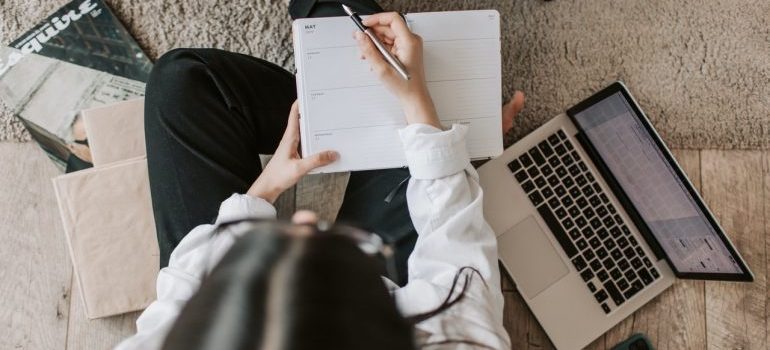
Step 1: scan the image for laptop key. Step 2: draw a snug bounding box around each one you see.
[554,185,567,197]
[601,303,611,314]
[569,164,580,176]
[609,268,622,280]
[576,174,587,187]
[549,156,561,167]
[610,227,622,238]
[535,177,547,187]
[521,180,535,193]
[568,206,581,217]
[541,187,554,199]
[643,257,653,268]
[603,216,615,227]
[564,140,574,150]
[600,193,610,204]
[589,195,602,207]
[583,207,596,219]
[569,228,581,240]
[556,166,568,177]
[555,207,568,219]
[527,166,540,178]
[576,239,588,250]
[602,257,615,270]
[582,185,595,197]
[597,228,609,239]
[604,238,617,250]
[597,270,609,281]
[508,160,522,173]
[580,161,589,172]
[631,257,643,269]
[562,154,574,166]
[638,268,654,285]
[576,197,589,208]
[629,236,638,246]
[548,197,560,208]
[611,249,623,260]
[618,259,630,271]
[563,177,575,188]
[596,206,608,218]
[561,196,574,208]
[569,187,581,198]
[572,256,587,271]
[603,281,625,306]
[557,130,567,140]
[635,247,645,257]
[515,170,528,182]
[520,153,533,167]
[529,148,546,166]
[584,249,596,261]
[575,217,587,228]
[537,205,578,257]
[623,246,635,259]
[650,268,659,279]
[594,290,608,303]
[589,237,602,249]
[563,218,575,230]
[624,269,637,281]
[581,269,594,281]
[529,192,544,206]
[590,259,603,271]
[616,278,629,291]
[539,141,554,157]
[590,218,602,229]
[548,134,560,146]
[617,237,629,249]
[548,175,560,187]
[582,227,595,238]
[596,247,608,259]
[614,214,623,225]
[541,164,553,177]
[621,226,631,236]
[587,281,597,292]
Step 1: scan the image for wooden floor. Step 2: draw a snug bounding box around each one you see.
[2,143,767,349]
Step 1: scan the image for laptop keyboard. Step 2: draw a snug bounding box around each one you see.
[507,129,660,314]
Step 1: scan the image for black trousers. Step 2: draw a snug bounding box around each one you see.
[145,1,417,286]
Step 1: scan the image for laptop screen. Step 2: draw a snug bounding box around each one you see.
[572,91,744,275]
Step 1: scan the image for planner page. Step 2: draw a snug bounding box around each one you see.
[293,10,501,173]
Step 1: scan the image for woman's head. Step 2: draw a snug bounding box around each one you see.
[162,220,416,350]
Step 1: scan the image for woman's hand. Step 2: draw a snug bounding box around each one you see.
[247,101,338,203]
[355,12,441,129]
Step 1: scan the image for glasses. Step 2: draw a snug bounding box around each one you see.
[212,218,400,283]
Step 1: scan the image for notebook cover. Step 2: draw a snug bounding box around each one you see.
[52,157,158,319]
[82,98,146,166]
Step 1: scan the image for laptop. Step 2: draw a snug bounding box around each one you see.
[477,82,753,349]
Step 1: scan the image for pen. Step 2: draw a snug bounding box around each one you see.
[342,4,410,80]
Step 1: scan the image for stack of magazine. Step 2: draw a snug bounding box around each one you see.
[0,0,152,172]
[2,0,160,319]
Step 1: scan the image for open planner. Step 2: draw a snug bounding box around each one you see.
[293,10,502,173]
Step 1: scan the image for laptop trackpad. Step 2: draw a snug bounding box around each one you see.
[498,216,569,299]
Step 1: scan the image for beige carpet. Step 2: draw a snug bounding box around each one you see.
[1,0,768,149]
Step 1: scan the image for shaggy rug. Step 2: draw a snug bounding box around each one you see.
[1,0,768,149]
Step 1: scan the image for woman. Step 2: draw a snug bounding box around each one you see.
[117,1,525,349]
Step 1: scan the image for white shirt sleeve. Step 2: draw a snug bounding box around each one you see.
[114,194,276,350]
[393,123,511,349]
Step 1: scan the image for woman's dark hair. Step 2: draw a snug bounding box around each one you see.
[161,221,486,350]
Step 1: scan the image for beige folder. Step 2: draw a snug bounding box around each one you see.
[53,97,158,319]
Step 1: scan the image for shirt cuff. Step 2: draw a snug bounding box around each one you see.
[398,123,470,180]
[214,193,277,224]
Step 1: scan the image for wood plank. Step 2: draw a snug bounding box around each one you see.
[65,279,140,349]
[702,150,766,349]
[295,172,349,222]
[0,143,72,350]
[604,149,706,349]
[502,291,532,349]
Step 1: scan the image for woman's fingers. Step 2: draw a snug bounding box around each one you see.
[277,100,301,154]
[502,91,525,135]
[355,31,394,80]
[362,12,411,38]
[297,150,339,174]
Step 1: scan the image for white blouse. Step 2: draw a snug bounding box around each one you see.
[116,123,511,349]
